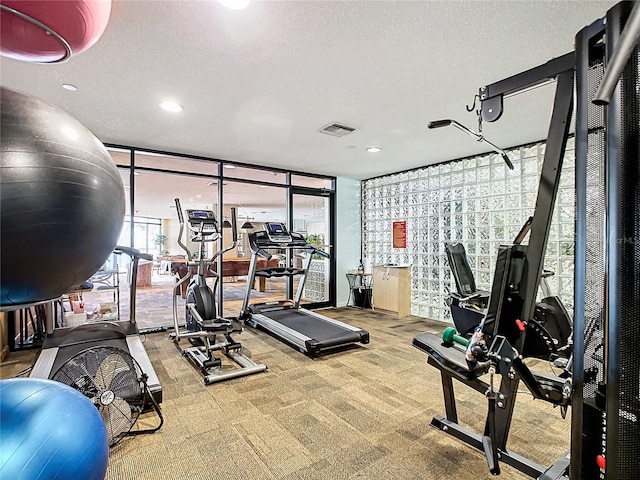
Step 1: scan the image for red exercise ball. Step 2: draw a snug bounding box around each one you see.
[0,0,112,63]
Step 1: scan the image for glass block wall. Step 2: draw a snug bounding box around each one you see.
[304,259,328,301]
[362,137,575,322]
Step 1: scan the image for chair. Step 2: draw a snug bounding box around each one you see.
[444,242,490,335]
[160,255,175,275]
[445,243,490,300]
[153,256,162,275]
[346,273,373,309]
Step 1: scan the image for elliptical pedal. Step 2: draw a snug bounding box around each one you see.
[203,356,222,369]
[225,342,243,353]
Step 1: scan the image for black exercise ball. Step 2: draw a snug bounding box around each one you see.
[1,86,125,309]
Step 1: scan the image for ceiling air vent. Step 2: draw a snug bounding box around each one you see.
[318,122,356,137]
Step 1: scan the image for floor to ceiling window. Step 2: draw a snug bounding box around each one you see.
[101,145,335,332]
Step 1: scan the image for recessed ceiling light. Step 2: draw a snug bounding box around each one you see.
[133,171,140,176]
[223,165,236,169]
[62,83,77,91]
[159,101,183,112]
[366,146,381,153]
[259,185,268,189]
[218,0,250,9]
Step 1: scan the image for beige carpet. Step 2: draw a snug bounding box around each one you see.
[1,308,570,479]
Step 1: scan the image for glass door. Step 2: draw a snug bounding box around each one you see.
[291,189,333,307]
[220,180,287,318]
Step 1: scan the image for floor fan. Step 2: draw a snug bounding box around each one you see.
[52,346,163,446]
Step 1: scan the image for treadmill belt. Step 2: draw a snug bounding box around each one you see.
[265,309,355,341]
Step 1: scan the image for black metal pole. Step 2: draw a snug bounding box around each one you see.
[603,6,624,477]
[571,19,595,479]
[518,68,574,351]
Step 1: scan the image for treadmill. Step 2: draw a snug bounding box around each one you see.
[239,222,369,355]
[30,246,163,404]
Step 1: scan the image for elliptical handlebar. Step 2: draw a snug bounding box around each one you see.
[231,207,238,243]
[174,198,192,260]
[209,207,239,265]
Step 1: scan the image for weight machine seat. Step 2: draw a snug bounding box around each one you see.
[445,243,491,301]
[412,332,484,381]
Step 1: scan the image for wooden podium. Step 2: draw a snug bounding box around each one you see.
[372,265,411,317]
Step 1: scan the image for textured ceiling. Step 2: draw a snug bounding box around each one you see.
[0,0,616,181]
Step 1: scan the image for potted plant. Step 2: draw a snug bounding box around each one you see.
[153,234,169,255]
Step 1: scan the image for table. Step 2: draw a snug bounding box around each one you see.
[346,273,373,309]
[171,257,279,297]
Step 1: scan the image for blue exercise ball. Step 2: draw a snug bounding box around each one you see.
[0,378,109,480]
[0,86,125,308]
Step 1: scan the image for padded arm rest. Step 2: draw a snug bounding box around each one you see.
[450,290,491,302]
[255,267,305,277]
[412,332,486,381]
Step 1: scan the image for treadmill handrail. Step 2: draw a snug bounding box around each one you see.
[248,230,329,263]
[248,230,312,252]
[114,245,153,262]
[113,245,148,326]
[241,230,325,316]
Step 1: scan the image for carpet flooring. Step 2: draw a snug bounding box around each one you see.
[1,307,570,480]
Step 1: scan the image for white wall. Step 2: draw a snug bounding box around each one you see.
[163,218,183,255]
[335,177,362,306]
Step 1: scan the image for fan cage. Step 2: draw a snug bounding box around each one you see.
[52,345,148,447]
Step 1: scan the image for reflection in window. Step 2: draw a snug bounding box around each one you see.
[108,148,131,167]
[291,175,333,189]
[119,216,162,255]
[223,164,286,185]
[135,151,218,176]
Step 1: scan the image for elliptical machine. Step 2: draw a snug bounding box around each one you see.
[170,198,267,385]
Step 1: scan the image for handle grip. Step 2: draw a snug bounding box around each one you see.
[174,198,184,223]
[230,207,238,243]
[427,119,452,129]
[501,153,515,170]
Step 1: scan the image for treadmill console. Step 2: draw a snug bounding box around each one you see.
[266,222,293,244]
[186,209,219,237]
